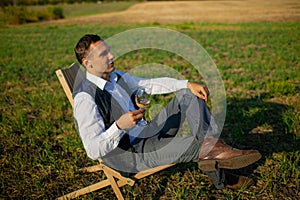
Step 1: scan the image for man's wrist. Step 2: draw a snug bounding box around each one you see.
[187,81,192,89]
[115,121,123,130]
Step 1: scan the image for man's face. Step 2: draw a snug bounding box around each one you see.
[85,40,115,79]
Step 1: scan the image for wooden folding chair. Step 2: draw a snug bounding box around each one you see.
[55,63,175,200]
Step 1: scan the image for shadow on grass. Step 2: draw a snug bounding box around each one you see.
[223,94,298,156]
[221,95,299,191]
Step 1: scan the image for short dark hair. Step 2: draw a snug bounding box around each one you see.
[74,34,102,64]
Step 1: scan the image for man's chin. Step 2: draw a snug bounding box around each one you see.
[101,68,114,80]
[101,73,110,80]
[111,64,115,70]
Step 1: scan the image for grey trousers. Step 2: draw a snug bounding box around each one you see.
[102,89,225,189]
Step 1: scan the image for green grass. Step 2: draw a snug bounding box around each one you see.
[0,22,299,199]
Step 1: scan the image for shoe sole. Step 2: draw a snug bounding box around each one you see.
[198,152,262,171]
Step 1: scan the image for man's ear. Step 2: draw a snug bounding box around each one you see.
[82,59,91,69]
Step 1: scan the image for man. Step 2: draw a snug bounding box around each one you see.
[73,34,261,190]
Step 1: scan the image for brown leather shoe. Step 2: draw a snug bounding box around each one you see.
[198,137,261,171]
[225,173,255,190]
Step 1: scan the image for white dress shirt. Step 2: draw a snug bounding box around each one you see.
[73,70,188,160]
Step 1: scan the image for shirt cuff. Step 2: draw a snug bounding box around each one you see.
[110,122,125,134]
[108,122,125,146]
[176,80,189,89]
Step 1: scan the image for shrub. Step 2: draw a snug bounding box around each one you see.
[1,5,64,25]
[49,6,64,19]
[2,6,34,24]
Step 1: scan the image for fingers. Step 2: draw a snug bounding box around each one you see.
[203,86,210,96]
[132,109,145,115]
[200,85,209,96]
[116,109,145,130]
[130,111,144,122]
[199,86,209,102]
[197,93,207,102]
[187,81,210,102]
[196,93,207,102]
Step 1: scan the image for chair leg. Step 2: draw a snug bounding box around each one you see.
[105,171,125,200]
[57,179,110,200]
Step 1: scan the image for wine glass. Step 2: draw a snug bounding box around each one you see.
[135,87,151,125]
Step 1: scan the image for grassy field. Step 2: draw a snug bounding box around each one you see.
[36,0,300,26]
[1,2,300,200]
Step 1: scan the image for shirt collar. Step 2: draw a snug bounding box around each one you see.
[86,71,118,90]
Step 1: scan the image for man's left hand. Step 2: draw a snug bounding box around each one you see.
[187,81,210,102]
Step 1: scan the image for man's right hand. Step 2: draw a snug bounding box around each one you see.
[116,109,145,130]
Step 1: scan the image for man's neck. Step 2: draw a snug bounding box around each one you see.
[87,70,110,81]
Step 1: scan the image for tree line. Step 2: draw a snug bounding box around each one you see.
[1,0,140,7]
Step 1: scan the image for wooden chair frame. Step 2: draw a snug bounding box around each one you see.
[56,63,175,200]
